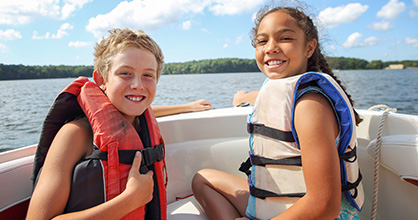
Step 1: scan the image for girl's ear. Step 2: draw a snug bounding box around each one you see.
[306,39,318,58]
[93,71,106,90]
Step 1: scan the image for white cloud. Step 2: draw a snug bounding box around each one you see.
[33,23,73,40]
[318,3,369,29]
[364,36,380,45]
[201,28,211,34]
[342,32,380,48]
[86,0,263,38]
[0,0,92,25]
[377,0,406,20]
[368,21,393,31]
[86,0,191,38]
[61,0,93,19]
[209,0,264,16]
[0,29,22,41]
[223,43,229,48]
[330,45,336,51]
[0,43,7,53]
[406,37,418,47]
[68,41,91,48]
[410,10,418,18]
[182,21,191,30]
[235,35,243,44]
[414,0,418,6]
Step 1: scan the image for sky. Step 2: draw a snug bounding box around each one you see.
[0,0,418,66]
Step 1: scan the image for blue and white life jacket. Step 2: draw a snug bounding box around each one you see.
[239,72,364,220]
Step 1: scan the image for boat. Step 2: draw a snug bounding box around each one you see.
[1,106,417,219]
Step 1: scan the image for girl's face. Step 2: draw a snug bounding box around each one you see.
[96,47,157,124]
[255,10,316,79]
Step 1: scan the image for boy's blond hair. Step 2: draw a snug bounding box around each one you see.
[94,28,164,81]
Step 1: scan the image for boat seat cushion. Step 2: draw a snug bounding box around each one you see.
[367,135,418,178]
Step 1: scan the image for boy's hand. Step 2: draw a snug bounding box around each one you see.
[125,151,154,206]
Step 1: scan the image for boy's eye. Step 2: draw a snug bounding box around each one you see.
[144,73,155,79]
[120,72,131,76]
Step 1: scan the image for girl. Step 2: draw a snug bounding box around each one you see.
[192,3,363,220]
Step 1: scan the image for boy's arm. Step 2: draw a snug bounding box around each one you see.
[26,119,153,220]
[152,99,212,117]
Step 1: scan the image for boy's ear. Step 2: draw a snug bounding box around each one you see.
[93,71,106,90]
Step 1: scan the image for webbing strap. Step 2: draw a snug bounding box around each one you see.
[342,171,363,196]
[250,171,362,200]
[250,185,305,200]
[86,144,164,174]
[251,154,302,166]
[247,123,295,142]
[239,157,252,176]
[340,146,357,162]
[239,155,302,176]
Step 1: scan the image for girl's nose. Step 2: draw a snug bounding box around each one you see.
[264,40,280,54]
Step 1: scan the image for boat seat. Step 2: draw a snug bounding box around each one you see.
[367,135,418,181]
[168,196,207,220]
[0,154,34,212]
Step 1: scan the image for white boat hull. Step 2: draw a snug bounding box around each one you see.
[1,107,417,219]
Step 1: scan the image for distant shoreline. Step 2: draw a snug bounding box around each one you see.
[1,57,417,80]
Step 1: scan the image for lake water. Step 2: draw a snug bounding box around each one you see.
[0,69,417,152]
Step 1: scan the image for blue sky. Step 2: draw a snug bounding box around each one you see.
[1,0,417,66]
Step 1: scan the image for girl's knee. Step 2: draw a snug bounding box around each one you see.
[192,169,213,189]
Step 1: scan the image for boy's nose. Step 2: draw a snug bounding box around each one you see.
[131,77,144,90]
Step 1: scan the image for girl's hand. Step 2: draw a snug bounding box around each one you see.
[235,217,250,220]
[124,151,154,207]
[233,90,248,106]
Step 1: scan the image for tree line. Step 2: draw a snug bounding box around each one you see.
[1,57,417,80]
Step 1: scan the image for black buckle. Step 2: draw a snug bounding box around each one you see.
[141,144,164,167]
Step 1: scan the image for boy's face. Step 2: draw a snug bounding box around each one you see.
[99,47,157,124]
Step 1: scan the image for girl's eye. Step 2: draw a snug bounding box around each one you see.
[281,36,293,41]
[256,39,267,45]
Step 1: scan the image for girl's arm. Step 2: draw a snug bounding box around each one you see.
[232,90,259,106]
[26,119,154,220]
[272,92,341,220]
[151,99,212,117]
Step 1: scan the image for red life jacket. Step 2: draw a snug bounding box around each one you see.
[32,77,167,219]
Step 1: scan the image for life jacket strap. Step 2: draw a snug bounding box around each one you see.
[247,122,295,142]
[342,171,363,197]
[86,144,164,174]
[239,157,252,176]
[239,154,302,176]
[339,145,358,163]
[249,171,362,200]
[250,184,305,200]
